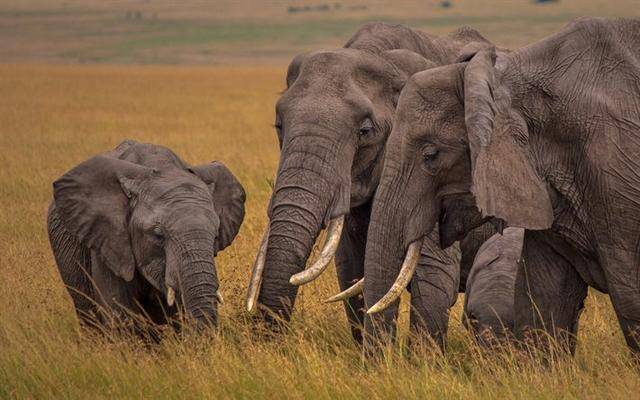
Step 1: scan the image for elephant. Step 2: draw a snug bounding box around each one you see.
[463,227,523,346]
[47,140,245,334]
[362,17,640,355]
[246,21,496,347]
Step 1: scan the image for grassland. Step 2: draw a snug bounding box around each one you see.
[1,64,639,399]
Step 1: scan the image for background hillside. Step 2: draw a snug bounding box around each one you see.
[2,0,639,64]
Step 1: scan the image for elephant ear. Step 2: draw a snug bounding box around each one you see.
[191,162,246,253]
[286,53,307,88]
[456,41,496,63]
[53,155,154,281]
[384,49,437,94]
[464,49,553,230]
[385,49,436,76]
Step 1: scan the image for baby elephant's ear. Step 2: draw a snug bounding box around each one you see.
[191,162,246,253]
[53,155,154,281]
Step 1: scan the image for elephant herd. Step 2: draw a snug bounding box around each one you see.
[48,17,640,359]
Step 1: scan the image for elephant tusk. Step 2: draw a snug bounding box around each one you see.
[289,216,345,286]
[323,278,364,303]
[215,290,224,305]
[366,240,422,315]
[167,286,176,307]
[246,226,269,314]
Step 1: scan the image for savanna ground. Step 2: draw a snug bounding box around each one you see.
[1,1,640,399]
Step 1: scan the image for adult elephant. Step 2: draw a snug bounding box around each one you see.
[48,140,245,332]
[363,18,640,355]
[246,21,495,347]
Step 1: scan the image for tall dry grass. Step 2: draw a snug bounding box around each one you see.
[0,64,638,399]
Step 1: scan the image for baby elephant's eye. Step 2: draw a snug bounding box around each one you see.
[422,146,439,163]
[359,118,374,137]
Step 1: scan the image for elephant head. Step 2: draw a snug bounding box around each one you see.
[53,143,245,326]
[363,48,552,322]
[245,23,446,322]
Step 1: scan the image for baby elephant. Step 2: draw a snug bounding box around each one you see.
[463,228,523,346]
[48,140,245,333]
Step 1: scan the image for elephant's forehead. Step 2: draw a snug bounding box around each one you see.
[396,76,465,144]
[145,172,210,202]
[295,49,378,87]
[304,49,360,68]
[118,142,188,170]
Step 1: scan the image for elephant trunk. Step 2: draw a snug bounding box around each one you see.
[256,133,346,322]
[363,159,431,351]
[170,232,219,327]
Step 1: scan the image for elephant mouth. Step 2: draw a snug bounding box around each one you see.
[438,192,487,248]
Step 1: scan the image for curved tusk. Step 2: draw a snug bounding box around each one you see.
[215,290,224,305]
[324,278,364,303]
[366,240,422,315]
[167,286,176,307]
[289,216,345,286]
[246,226,269,314]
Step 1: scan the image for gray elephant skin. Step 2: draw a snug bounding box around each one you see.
[247,22,496,347]
[364,18,640,355]
[463,227,523,346]
[48,140,245,333]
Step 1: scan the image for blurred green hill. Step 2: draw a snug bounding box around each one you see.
[1,0,638,64]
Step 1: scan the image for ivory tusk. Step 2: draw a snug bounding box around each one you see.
[366,240,422,315]
[167,286,176,307]
[246,227,269,313]
[215,290,224,305]
[289,216,345,286]
[323,278,364,303]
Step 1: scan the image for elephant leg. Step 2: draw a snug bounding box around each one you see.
[409,229,460,351]
[599,246,640,354]
[90,251,140,333]
[514,230,587,356]
[334,202,370,344]
[609,288,640,355]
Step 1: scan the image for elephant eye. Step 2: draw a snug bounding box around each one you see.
[359,118,374,137]
[152,226,164,240]
[274,117,283,147]
[422,145,439,163]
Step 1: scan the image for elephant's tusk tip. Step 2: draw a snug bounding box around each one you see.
[323,278,364,303]
[366,305,381,315]
[166,287,176,307]
[215,290,224,305]
[288,275,304,285]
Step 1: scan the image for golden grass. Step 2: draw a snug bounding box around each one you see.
[1,64,639,399]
